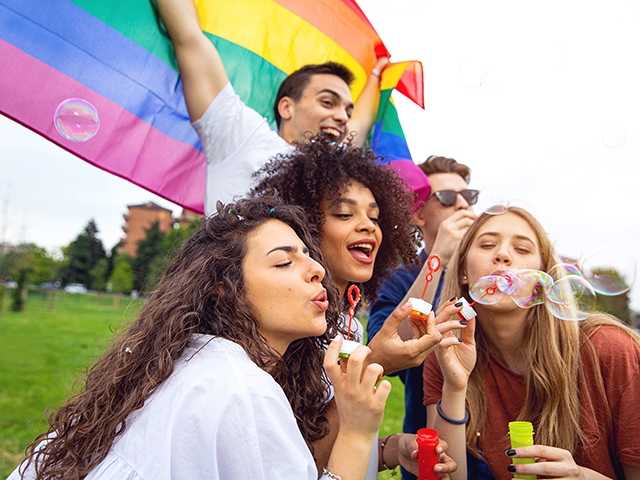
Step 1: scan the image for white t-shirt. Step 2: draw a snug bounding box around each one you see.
[193,83,292,215]
[9,336,333,480]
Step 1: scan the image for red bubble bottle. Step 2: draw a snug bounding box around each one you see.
[416,428,439,480]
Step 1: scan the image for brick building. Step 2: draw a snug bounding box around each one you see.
[120,202,174,257]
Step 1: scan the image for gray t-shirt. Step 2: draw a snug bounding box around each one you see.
[192,83,292,215]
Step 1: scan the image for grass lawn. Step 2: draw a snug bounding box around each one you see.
[0,291,406,479]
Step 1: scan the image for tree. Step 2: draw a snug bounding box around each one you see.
[60,220,107,287]
[28,246,61,285]
[11,269,28,312]
[144,217,201,292]
[110,256,134,294]
[591,267,632,325]
[90,258,109,291]
[132,222,165,293]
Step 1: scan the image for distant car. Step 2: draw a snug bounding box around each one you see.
[64,283,88,294]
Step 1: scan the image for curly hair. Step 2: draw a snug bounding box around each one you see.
[250,135,418,299]
[20,197,340,479]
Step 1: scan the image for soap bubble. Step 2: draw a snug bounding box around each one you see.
[469,275,501,305]
[495,270,521,295]
[580,251,636,296]
[509,269,554,308]
[54,98,100,142]
[546,275,597,321]
[548,262,583,281]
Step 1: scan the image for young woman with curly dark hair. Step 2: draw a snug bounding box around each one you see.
[9,198,393,480]
[251,137,462,478]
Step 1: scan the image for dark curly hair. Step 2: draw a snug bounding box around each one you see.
[251,136,418,299]
[19,197,340,479]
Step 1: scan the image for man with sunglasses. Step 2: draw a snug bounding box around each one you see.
[367,156,489,480]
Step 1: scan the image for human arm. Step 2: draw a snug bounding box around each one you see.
[348,57,389,147]
[396,210,477,340]
[425,300,478,480]
[157,0,228,121]
[322,337,391,480]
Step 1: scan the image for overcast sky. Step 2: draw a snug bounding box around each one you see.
[2,0,639,309]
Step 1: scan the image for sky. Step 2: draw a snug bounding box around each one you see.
[2,0,639,308]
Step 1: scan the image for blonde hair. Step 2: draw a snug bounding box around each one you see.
[442,207,640,457]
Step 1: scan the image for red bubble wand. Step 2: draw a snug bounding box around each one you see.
[421,255,442,298]
[346,284,361,341]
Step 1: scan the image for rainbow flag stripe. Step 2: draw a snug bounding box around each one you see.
[0,0,424,213]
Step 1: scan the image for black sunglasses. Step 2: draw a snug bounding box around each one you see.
[431,189,480,207]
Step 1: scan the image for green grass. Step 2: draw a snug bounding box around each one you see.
[0,292,405,478]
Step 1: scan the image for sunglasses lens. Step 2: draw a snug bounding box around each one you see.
[436,191,457,206]
[461,190,479,205]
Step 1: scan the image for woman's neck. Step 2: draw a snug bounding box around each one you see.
[477,307,529,374]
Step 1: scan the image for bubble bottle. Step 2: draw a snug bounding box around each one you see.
[416,428,439,480]
[508,421,536,479]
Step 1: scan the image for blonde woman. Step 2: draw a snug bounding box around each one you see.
[423,207,640,479]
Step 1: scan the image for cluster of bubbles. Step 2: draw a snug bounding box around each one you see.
[469,258,636,321]
[53,98,100,142]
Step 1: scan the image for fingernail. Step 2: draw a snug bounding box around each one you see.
[507,465,516,472]
[434,465,442,472]
[505,448,516,457]
[460,319,469,326]
[454,301,463,307]
[448,296,456,302]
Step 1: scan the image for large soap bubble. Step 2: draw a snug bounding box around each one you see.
[54,98,100,142]
[580,251,636,296]
[546,275,597,321]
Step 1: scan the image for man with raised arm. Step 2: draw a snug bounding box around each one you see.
[157,0,388,214]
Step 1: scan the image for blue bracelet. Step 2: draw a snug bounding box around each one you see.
[436,399,469,425]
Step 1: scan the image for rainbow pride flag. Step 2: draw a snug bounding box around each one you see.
[0,0,424,213]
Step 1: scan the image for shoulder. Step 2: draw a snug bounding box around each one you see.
[582,321,640,356]
[179,336,279,393]
[580,320,640,378]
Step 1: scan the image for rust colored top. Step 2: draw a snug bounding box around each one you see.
[423,325,640,479]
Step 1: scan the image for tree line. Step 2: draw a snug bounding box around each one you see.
[0,216,201,303]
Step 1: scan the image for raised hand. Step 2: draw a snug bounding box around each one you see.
[368,302,466,374]
[434,299,477,391]
[324,337,391,438]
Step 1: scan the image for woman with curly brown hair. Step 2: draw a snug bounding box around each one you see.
[251,137,463,478]
[8,198,393,480]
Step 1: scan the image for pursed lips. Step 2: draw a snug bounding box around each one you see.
[311,289,329,312]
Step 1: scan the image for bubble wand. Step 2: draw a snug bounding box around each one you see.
[408,255,441,323]
[421,255,442,298]
[339,285,361,361]
[346,284,361,341]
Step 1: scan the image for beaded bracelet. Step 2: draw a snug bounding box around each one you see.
[321,467,342,480]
